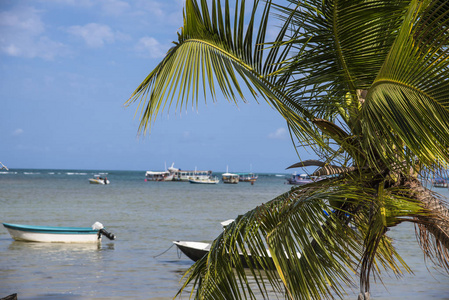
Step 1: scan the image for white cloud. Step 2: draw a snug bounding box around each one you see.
[12,128,24,136]
[0,6,68,60]
[268,127,288,140]
[135,36,167,58]
[67,23,116,48]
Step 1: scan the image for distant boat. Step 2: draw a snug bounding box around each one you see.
[189,176,219,184]
[145,171,174,182]
[222,166,239,184]
[432,178,448,188]
[168,163,212,182]
[238,173,258,184]
[286,173,323,185]
[222,172,239,184]
[2,222,116,243]
[89,175,110,184]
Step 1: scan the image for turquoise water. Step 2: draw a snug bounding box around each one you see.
[0,169,448,299]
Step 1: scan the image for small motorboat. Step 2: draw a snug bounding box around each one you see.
[173,241,210,261]
[189,176,219,184]
[173,220,299,269]
[89,175,110,184]
[2,222,116,243]
[173,240,288,269]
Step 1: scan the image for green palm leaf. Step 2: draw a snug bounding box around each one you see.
[177,176,425,299]
[362,0,449,170]
[126,0,320,148]
[126,0,449,298]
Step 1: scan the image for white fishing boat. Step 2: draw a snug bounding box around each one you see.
[88,175,110,184]
[145,171,174,182]
[189,176,219,184]
[168,163,212,181]
[2,222,116,243]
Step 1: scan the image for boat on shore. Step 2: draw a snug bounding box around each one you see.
[89,175,109,184]
[189,176,219,184]
[2,222,116,243]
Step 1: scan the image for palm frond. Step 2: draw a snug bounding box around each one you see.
[126,0,321,146]
[177,176,425,299]
[274,0,409,129]
[362,0,449,171]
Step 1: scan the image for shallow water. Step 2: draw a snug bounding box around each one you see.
[0,170,448,299]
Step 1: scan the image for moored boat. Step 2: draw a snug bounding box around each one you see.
[173,240,299,269]
[285,173,324,185]
[168,163,212,181]
[432,178,448,188]
[174,219,301,268]
[238,173,258,184]
[145,170,174,182]
[2,222,116,243]
[189,176,219,184]
[222,172,239,184]
[222,167,239,184]
[173,241,210,261]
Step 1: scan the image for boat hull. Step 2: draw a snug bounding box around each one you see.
[173,240,281,269]
[3,223,101,243]
[189,178,219,184]
[173,241,210,261]
[89,179,110,184]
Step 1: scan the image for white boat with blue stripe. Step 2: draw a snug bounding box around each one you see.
[2,222,116,243]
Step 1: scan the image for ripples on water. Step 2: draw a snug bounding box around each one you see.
[0,170,448,299]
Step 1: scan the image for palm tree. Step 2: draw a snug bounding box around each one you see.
[126,0,449,299]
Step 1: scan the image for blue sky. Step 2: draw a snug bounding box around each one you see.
[0,0,310,174]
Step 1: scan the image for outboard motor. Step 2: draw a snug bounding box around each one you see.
[92,222,116,240]
[99,228,116,240]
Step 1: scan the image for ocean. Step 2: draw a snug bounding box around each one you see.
[0,169,448,299]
